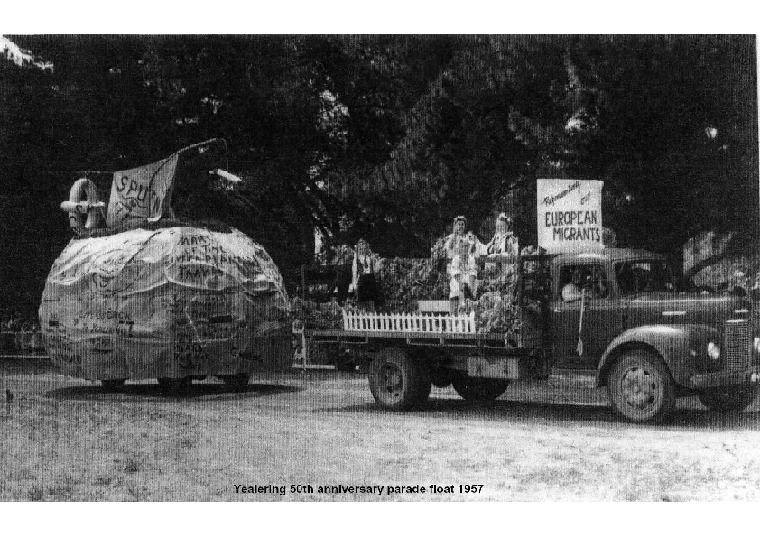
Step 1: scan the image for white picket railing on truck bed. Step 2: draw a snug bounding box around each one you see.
[341,309,476,334]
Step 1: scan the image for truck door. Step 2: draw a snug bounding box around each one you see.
[551,262,621,369]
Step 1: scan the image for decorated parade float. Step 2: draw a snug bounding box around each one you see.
[292,216,547,371]
[295,250,533,333]
[294,179,760,423]
[39,140,290,391]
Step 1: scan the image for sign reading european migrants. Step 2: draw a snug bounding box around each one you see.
[537,179,604,253]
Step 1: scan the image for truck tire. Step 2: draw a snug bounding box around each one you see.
[607,350,675,423]
[698,386,758,413]
[219,374,250,392]
[368,348,430,410]
[452,378,509,404]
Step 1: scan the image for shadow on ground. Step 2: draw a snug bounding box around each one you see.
[322,396,760,431]
[45,382,303,402]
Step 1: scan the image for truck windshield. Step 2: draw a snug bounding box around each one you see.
[615,260,675,295]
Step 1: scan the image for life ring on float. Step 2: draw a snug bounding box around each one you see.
[60,178,106,230]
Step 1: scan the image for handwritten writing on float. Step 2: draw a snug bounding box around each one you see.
[107,152,180,228]
[536,179,604,253]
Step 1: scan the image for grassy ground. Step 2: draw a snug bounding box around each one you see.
[2,359,760,501]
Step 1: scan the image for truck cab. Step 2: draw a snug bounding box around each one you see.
[547,248,760,421]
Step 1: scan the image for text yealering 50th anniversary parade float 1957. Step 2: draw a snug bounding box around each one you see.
[233,484,484,496]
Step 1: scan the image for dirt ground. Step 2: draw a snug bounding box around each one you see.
[2,358,760,501]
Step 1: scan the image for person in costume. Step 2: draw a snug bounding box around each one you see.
[443,216,481,311]
[350,238,383,310]
[486,213,519,257]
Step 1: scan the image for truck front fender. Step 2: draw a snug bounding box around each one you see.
[596,324,720,387]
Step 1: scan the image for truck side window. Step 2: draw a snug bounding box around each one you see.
[589,266,609,298]
[559,264,609,301]
[559,266,582,302]
[615,261,674,294]
[615,263,638,294]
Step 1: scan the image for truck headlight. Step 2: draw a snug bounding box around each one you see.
[707,342,721,361]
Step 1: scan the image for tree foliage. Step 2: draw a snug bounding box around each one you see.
[0,35,756,317]
[322,36,757,256]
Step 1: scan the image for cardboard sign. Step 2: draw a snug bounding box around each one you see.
[537,179,604,253]
[105,139,225,229]
[106,153,180,228]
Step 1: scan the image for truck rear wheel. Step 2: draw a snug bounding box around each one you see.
[452,378,509,404]
[608,351,675,423]
[698,386,758,413]
[368,348,430,410]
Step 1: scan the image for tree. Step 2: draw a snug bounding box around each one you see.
[0,35,756,319]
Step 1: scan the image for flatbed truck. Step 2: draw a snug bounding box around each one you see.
[298,248,760,423]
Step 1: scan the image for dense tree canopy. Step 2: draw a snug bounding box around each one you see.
[1,35,757,317]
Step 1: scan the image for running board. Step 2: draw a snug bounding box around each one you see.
[548,368,598,388]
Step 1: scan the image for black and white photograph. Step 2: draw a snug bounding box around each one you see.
[1,24,760,514]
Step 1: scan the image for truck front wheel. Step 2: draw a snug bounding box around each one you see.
[608,351,675,423]
[698,387,758,413]
[368,348,430,410]
[452,378,509,404]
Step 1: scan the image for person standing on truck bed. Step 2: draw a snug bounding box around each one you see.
[485,213,519,257]
[484,213,520,286]
[444,216,482,312]
[350,238,384,311]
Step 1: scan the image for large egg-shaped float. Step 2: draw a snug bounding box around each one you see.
[39,222,291,389]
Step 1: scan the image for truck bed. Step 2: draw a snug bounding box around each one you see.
[303,327,535,351]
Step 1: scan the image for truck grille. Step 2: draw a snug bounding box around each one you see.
[724,319,751,371]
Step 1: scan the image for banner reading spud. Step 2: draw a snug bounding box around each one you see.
[537,179,604,253]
